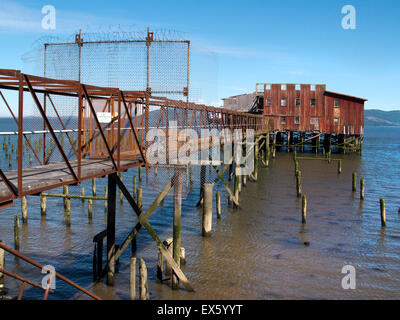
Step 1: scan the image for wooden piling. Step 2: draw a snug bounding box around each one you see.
[338,160,342,174]
[21,196,27,223]
[81,187,85,203]
[14,215,20,251]
[253,142,259,181]
[0,240,4,293]
[302,195,307,224]
[296,171,302,198]
[40,194,46,216]
[104,186,108,213]
[138,166,142,183]
[234,175,240,208]
[202,184,213,237]
[380,198,386,227]
[295,160,299,176]
[130,257,136,300]
[352,172,357,192]
[216,191,221,219]
[92,178,96,196]
[157,249,163,281]
[88,199,93,221]
[163,238,173,277]
[139,258,149,300]
[137,188,143,211]
[63,185,68,209]
[106,174,117,286]
[8,152,11,169]
[119,172,123,204]
[172,168,183,289]
[360,178,365,200]
[133,176,137,195]
[189,166,193,186]
[180,247,186,265]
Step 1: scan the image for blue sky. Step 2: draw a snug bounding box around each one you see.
[0,0,399,110]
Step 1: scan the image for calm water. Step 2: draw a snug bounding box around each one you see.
[0,124,400,300]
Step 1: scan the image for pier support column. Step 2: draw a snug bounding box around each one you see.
[106,173,117,286]
[202,184,213,237]
[172,167,183,289]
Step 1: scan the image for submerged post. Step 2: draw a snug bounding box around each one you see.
[172,167,183,289]
[380,198,386,227]
[0,240,4,293]
[139,258,149,300]
[40,194,47,216]
[296,171,302,198]
[14,215,20,251]
[130,257,136,300]
[302,195,307,224]
[338,160,342,174]
[21,196,27,223]
[92,178,96,196]
[216,191,221,219]
[352,172,357,192]
[202,184,213,237]
[107,173,117,286]
[360,178,365,200]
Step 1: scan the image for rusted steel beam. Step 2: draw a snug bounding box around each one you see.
[81,84,118,171]
[24,74,79,183]
[0,242,101,300]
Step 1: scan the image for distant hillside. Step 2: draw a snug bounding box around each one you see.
[365,109,400,126]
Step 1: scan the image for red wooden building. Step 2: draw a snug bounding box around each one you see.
[262,83,367,135]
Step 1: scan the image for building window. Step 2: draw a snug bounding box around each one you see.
[295,116,300,124]
[310,98,316,107]
[334,117,339,125]
[311,85,316,91]
[281,116,286,124]
[334,99,340,108]
[295,84,301,91]
[281,98,287,107]
[266,84,271,90]
[266,98,271,106]
[296,98,301,106]
[281,84,286,90]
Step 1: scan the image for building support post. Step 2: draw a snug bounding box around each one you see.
[106,173,117,286]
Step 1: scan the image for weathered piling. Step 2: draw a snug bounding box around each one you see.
[8,152,12,169]
[352,172,357,192]
[189,166,193,186]
[40,194,46,216]
[139,258,149,300]
[63,186,68,209]
[338,160,342,174]
[380,198,386,227]
[157,249,163,281]
[234,175,240,208]
[21,196,27,223]
[81,187,85,203]
[88,199,93,221]
[138,166,142,183]
[202,184,213,237]
[180,247,186,265]
[135,187,143,211]
[130,257,136,300]
[92,178,96,196]
[216,191,221,219]
[199,165,206,206]
[294,160,299,176]
[172,168,183,289]
[296,171,302,198]
[104,186,108,213]
[133,176,137,195]
[119,172,123,204]
[302,195,307,224]
[14,215,20,251]
[0,240,4,293]
[163,238,173,277]
[360,178,365,200]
